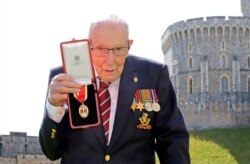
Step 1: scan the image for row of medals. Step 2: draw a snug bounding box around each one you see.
[132,101,161,112]
[76,86,161,118]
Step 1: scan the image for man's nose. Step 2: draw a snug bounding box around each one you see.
[105,50,116,64]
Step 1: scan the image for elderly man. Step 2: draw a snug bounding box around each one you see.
[39,15,190,164]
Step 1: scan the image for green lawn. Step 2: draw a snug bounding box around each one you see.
[156,127,250,164]
[190,128,250,164]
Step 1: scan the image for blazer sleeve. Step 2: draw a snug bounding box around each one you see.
[154,65,190,164]
[39,67,67,160]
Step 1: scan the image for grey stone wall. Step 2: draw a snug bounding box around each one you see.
[0,132,41,157]
[0,132,60,163]
[161,16,250,130]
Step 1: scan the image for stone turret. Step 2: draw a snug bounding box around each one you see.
[161,5,250,130]
[241,0,250,17]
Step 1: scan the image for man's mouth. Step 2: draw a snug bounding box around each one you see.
[105,69,115,73]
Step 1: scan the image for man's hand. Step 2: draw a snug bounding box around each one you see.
[48,74,82,106]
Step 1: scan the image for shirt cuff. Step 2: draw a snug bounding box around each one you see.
[46,100,67,123]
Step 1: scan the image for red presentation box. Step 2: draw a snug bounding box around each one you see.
[60,39,100,129]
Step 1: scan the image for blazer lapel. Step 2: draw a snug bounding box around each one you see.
[108,56,138,149]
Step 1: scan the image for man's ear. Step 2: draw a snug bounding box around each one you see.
[128,39,133,47]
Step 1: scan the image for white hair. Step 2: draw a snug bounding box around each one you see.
[88,14,129,39]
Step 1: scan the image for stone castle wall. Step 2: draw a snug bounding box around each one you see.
[161,16,250,130]
[0,132,60,164]
[0,155,60,164]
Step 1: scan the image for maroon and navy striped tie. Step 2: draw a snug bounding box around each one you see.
[98,81,111,144]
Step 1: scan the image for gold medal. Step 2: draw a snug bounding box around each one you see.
[74,85,89,118]
[79,104,89,118]
[152,102,160,112]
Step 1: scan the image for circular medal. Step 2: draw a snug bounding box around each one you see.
[152,102,160,112]
[145,102,153,112]
[79,104,89,118]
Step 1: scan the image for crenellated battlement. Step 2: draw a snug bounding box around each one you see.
[161,16,250,52]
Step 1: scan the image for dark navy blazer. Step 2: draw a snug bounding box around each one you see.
[39,55,190,164]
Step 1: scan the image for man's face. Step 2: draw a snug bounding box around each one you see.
[90,23,133,83]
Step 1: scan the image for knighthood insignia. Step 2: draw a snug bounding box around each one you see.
[137,112,152,130]
[131,89,160,112]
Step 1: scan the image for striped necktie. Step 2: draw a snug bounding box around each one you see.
[98,81,111,144]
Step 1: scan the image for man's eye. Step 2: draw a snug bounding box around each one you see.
[115,48,122,51]
[98,48,108,52]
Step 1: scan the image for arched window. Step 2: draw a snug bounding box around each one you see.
[218,27,223,40]
[179,31,183,41]
[190,29,195,40]
[248,56,250,68]
[189,57,192,69]
[188,77,193,94]
[184,30,188,40]
[221,76,229,93]
[203,27,208,40]
[197,28,202,41]
[221,55,226,68]
[175,33,178,42]
[210,27,216,39]
[221,41,225,50]
[248,77,250,93]
[189,43,192,52]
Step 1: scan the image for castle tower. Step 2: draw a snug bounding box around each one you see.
[161,0,250,130]
[241,0,250,17]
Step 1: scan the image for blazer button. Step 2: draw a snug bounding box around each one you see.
[105,154,110,161]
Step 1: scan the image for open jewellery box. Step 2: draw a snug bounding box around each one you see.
[60,39,100,129]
